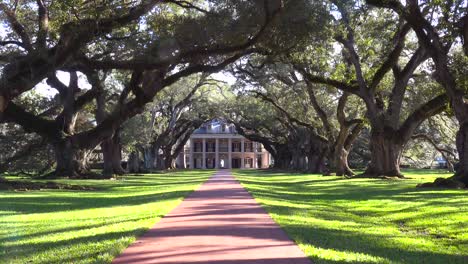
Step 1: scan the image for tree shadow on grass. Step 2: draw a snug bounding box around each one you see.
[234,171,467,264]
[0,189,194,214]
[1,227,149,264]
[285,222,467,264]
[256,197,467,263]
[0,214,161,244]
[244,182,467,223]
[238,175,466,204]
[0,174,211,214]
[0,173,212,263]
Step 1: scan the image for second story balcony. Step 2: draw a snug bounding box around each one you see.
[206,147,215,152]
[219,146,229,152]
[193,147,203,153]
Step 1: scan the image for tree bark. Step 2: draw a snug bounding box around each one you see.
[306,152,325,173]
[368,0,467,189]
[335,148,353,176]
[141,146,156,171]
[272,150,291,169]
[163,154,177,170]
[52,140,86,177]
[128,151,141,173]
[111,136,125,174]
[330,127,353,176]
[363,130,404,177]
[77,149,92,173]
[454,123,468,185]
[101,132,125,178]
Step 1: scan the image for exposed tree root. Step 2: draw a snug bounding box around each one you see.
[324,169,356,178]
[39,170,114,180]
[70,172,115,180]
[353,172,407,180]
[417,177,466,189]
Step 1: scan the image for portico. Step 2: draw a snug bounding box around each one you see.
[179,119,270,169]
[188,135,268,169]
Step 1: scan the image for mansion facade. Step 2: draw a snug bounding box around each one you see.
[176,119,270,169]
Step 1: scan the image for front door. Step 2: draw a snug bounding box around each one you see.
[206,158,215,169]
[232,158,241,168]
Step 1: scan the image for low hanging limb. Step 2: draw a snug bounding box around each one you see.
[411,133,457,171]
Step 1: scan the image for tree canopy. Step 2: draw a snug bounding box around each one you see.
[1,0,467,188]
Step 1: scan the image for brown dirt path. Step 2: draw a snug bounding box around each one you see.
[112,170,312,264]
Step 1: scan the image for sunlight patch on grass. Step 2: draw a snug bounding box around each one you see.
[234,169,468,264]
[0,170,211,264]
[300,244,391,263]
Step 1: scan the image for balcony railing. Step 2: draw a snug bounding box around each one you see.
[191,146,263,153]
[219,146,229,152]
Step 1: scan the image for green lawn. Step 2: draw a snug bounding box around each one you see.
[233,169,468,264]
[0,170,212,264]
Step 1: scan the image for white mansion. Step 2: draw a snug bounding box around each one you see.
[176,119,270,169]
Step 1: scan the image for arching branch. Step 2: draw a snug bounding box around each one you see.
[399,93,449,141]
[0,3,32,51]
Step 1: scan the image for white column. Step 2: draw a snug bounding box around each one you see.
[189,139,194,169]
[202,138,206,169]
[253,153,257,169]
[228,138,232,169]
[253,142,258,169]
[241,138,245,169]
[215,138,219,169]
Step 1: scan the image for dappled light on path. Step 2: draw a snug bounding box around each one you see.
[112,170,311,264]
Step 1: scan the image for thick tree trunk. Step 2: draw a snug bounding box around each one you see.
[128,151,141,173]
[75,149,91,173]
[450,123,468,186]
[363,130,404,177]
[290,149,313,172]
[53,140,85,177]
[306,152,324,173]
[335,148,353,176]
[101,134,125,178]
[333,125,356,176]
[298,155,307,171]
[290,152,304,171]
[101,141,114,177]
[142,147,156,170]
[111,140,125,174]
[272,151,291,169]
[418,125,467,188]
[163,154,177,170]
[154,154,164,170]
[326,146,354,176]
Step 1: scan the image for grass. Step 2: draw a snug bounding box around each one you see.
[233,169,468,264]
[0,170,212,264]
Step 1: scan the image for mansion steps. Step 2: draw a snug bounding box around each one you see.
[176,120,270,169]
